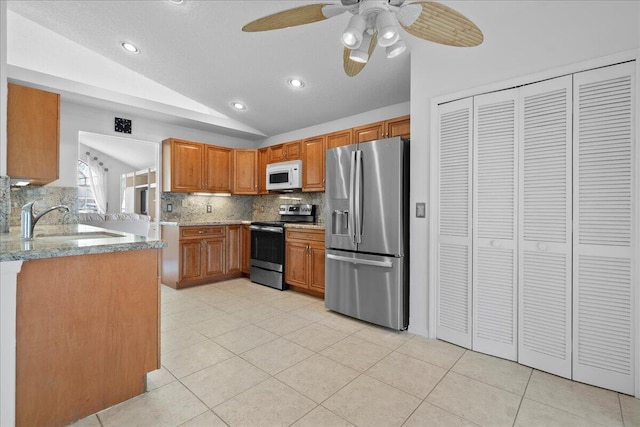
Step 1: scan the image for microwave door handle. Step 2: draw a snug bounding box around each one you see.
[348,151,357,244]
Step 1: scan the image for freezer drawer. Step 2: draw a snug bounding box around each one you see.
[325,249,408,330]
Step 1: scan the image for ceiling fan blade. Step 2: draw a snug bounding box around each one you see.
[401,1,483,47]
[343,33,378,77]
[242,4,334,32]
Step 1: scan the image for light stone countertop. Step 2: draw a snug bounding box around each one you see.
[284,223,325,230]
[0,224,166,262]
[160,220,252,227]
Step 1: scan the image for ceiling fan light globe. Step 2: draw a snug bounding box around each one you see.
[341,13,366,49]
[386,39,406,58]
[376,10,399,47]
[349,49,369,63]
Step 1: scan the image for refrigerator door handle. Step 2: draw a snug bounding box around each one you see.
[354,149,363,244]
[348,151,357,244]
[326,253,393,268]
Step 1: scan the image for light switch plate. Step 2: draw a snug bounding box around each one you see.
[207,205,212,213]
[416,202,426,218]
[167,203,173,212]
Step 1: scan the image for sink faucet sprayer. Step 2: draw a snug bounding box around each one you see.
[21,201,70,240]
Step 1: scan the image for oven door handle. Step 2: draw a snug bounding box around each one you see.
[250,225,284,233]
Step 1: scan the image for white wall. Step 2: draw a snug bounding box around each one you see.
[408,0,640,337]
[55,100,255,187]
[1,1,7,176]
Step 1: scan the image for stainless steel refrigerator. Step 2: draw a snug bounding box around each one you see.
[325,136,409,330]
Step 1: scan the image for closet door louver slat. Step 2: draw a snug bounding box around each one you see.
[518,76,572,378]
[437,98,473,349]
[573,62,635,395]
[472,90,518,360]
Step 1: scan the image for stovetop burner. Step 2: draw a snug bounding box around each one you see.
[252,221,285,227]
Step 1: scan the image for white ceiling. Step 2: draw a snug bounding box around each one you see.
[5,0,639,144]
[6,0,416,138]
[79,132,157,170]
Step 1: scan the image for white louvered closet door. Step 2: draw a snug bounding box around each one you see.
[472,89,518,360]
[437,97,473,349]
[573,62,636,394]
[517,76,572,378]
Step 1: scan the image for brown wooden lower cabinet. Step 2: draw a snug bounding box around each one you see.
[241,224,251,274]
[16,249,160,427]
[285,228,325,296]
[161,224,243,289]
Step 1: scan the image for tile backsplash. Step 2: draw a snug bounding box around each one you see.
[252,192,326,223]
[9,186,78,228]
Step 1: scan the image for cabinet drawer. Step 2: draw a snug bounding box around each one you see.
[180,226,225,239]
[286,229,324,242]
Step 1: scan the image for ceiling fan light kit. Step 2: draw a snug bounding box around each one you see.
[242,0,483,76]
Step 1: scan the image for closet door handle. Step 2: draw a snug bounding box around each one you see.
[537,243,548,251]
[490,240,502,248]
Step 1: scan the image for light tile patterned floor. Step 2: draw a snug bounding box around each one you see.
[70,278,640,427]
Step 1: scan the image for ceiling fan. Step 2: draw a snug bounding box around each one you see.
[242,0,483,76]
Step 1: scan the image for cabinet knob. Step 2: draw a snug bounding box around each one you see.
[198,230,203,234]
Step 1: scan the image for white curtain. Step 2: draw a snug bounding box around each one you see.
[86,154,108,214]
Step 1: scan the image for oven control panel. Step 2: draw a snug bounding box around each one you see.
[279,204,314,216]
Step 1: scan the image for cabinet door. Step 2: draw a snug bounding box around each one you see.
[572,62,636,394]
[284,141,302,160]
[354,122,384,143]
[180,241,203,280]
[269,144,284,163]
[309,243,325,293]
[170,140,203,192]
[326,129,353,150]
[302,136,326,192]
[226,225,242,274]
[204,145,232,192]
[472,89,518,361]
[436,98,473,349]
[233,149,258,194]
[203,238,226,277]
[258,148,269,194]
[518,76,572,378]
[7,83,60,185]
[241,225,251,274]
[285,241,308,288]
[386,116,410,139]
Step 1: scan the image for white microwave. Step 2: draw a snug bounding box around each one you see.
[266,160,302,191]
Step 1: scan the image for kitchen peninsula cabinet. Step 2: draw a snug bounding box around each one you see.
[233,149,258,194]
[285,228,325,296]
[162,138,233,193]
[7,83,60,185]
[353,115,410,143]
[161,224,244,289]
[302,135,326,192]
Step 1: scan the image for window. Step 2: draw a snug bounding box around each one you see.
[78,160,98,212]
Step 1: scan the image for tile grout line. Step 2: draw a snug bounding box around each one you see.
[511,367,534,427]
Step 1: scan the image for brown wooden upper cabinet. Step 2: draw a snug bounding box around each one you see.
[353,115,410,143]
[326,129,353,150]
[232,149,258,195]
[162,138,233,193]
[257,147,269,195]
[204,145,232,192]
[162,138,204,192]
[302,135,326,192]
[268,140,301,163]
[7,83,60,185]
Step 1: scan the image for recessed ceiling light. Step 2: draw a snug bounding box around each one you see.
[168,0,184,4]
[120,42,140,54]
[231,102,247,111]
[288,78,305,89]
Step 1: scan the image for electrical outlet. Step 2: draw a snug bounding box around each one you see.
[167,203,173,212]
[207,205,212,213]
[260,206,265,213]
[416,202,426,218]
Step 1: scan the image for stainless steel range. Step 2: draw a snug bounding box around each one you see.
[250,204,316,290]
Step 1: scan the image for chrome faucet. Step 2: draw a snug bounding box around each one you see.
[21,201,70,240]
